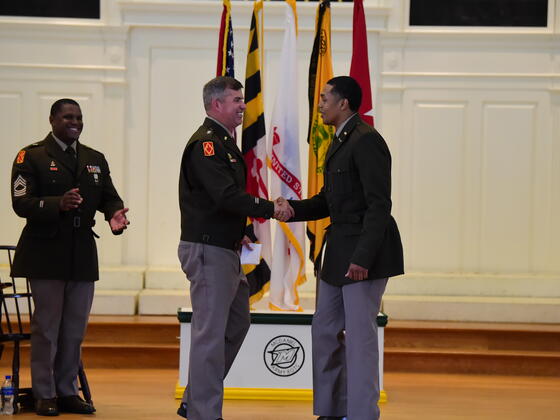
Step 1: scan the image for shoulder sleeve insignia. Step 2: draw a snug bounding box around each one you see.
[203,141,215,157]
[16,150,26,164]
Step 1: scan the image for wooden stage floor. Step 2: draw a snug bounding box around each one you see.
[11,368,560,419]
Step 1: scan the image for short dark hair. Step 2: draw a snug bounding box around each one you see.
[327,76,362,112]
[203,76,244,111]
[50,98,80,116]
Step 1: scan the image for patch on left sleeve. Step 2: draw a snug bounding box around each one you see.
[16,150,26,164]
[203,141,215,157]
[13,175,26,197]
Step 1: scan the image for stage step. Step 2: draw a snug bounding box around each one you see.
[383,295,560,323]
[1,317,559,376]
[384,320,560,376]
[137,290,317,315]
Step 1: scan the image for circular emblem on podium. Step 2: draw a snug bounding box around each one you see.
[263,335,305,377]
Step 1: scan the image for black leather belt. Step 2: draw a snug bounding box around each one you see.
[330,214,363,224]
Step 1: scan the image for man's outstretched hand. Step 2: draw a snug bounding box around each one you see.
[109,208,130,232]
[273,197,294,222]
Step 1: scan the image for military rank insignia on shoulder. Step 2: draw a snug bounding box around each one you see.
[202,141,215,157]
[16,150,26,164]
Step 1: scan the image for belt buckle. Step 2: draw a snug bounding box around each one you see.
[73,216,81,228]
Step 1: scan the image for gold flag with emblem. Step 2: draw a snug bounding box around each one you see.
[306,0,334,268]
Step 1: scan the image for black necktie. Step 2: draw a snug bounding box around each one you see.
[66,147,77,171]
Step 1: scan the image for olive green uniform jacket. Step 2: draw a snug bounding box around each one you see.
[10,133,124,281]
[290,115,404,286]
[179,118,274,250]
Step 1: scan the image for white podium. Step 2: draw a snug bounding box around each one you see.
[176,309,388,402]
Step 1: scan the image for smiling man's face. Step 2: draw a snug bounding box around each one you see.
[50,103,83,145]
[215,88,246,132]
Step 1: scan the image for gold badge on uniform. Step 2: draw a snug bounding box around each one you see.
[49,161,58,171]
[16,150,26,164]
[203,141,215,157]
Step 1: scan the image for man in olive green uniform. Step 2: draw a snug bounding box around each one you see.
[288,77,404,420]
[177,77,291,420]
[10,98,129,416]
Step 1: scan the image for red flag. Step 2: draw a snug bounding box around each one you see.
[216,0,234,77]
[349,0,374,127]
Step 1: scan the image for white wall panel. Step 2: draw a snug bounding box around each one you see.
[479,103,536,272]
[147,47,214,265]
[404,45,553,75]
[410,102,466,271]
[550,92,560,272]
[0,93,24,257]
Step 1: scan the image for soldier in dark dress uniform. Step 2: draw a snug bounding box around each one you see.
[176,77,291,420]
[10,98,129,416]
[288,77,404,420]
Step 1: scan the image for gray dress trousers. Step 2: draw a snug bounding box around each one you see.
[178,241,251,420]
[29,279,94,399]
[312,277,388,420]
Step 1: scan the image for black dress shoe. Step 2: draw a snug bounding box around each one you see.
[35,398,59,416]
[57,395,95,414]
[177,402,188,418]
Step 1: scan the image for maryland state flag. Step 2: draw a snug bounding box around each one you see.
[307,0,334,269]
[216,0,234,77]
[242,0,272,305]
[350,0,374,126]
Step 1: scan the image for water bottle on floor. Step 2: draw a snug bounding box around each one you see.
[1,375,14,415]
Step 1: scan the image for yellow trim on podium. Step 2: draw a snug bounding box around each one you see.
[176,383,387,403]
[379,390,387,403]
[175,382,184,400]
[224,388,313,401]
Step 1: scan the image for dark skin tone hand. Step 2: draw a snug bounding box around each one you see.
[59,188,130,232]
[241,235,253,251]
[346,263,368,281]
[59,188,83,211]
[109,208,130,232]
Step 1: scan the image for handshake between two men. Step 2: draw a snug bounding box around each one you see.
[272,197,294,222]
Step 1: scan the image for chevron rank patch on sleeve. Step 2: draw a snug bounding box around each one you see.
[13,175,26,197]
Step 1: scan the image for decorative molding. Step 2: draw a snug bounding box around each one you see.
[0,21,127,41]
[117,0,391,32]
[0,63,126,84]
[382,30,559,46]
[0,22,128,83]
[382,71,560,79]
[380,72,559,91]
